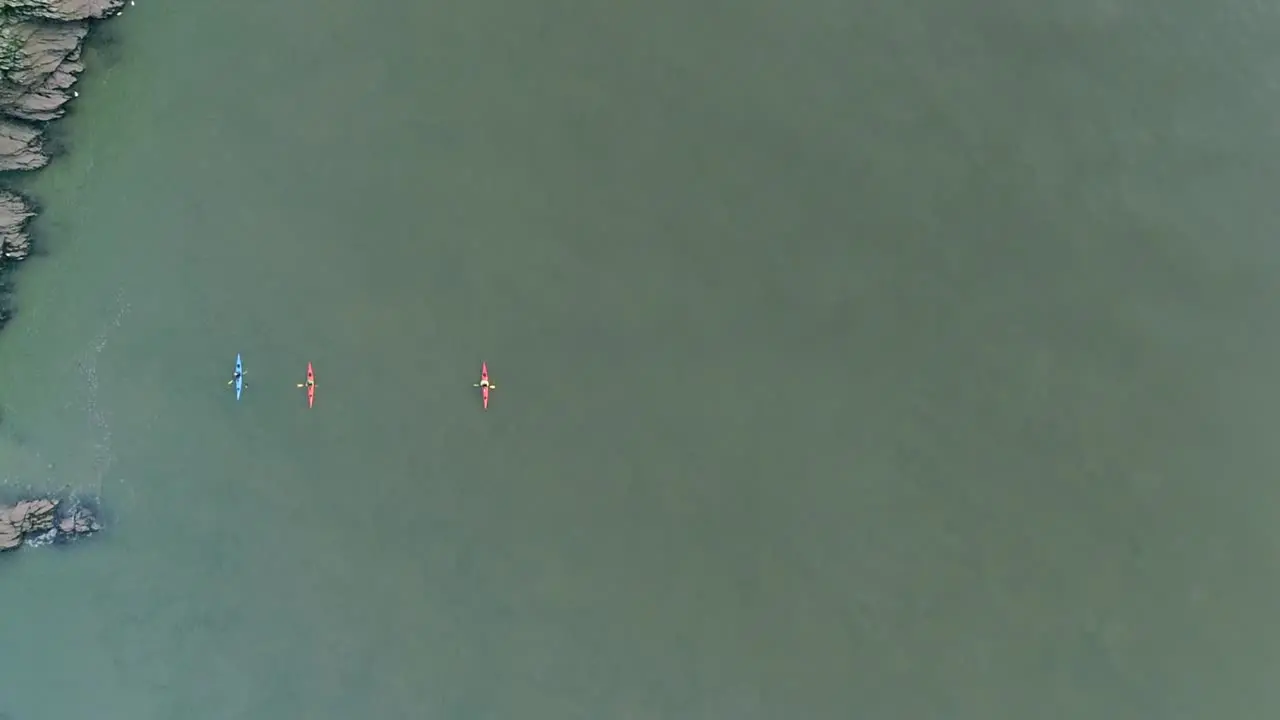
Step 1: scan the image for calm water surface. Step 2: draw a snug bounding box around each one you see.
[2,1,1280,718]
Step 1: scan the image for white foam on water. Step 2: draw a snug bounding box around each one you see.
[64,288,131,502]
[23,527,57,548]
[0,423,57,491]
[1,292,129,504]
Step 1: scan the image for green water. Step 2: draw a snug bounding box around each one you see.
[3,0,1280,717]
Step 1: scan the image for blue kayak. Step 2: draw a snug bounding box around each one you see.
[234,353,243,400]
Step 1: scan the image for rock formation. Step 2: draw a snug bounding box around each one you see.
[0,0,123,310]
[0,0,119,554]
[0,496,100,550]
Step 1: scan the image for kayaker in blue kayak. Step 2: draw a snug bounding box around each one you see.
[227,369,245,387]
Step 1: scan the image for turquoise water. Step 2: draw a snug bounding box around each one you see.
[3,1,1280,717]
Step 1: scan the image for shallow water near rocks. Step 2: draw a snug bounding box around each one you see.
[3,0,1280,718]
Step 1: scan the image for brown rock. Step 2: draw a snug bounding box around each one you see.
[0,517,18,549]
[0,189,35,262]
[0,498,57,549]
[0,497,101,550]
[57,504,101,534]
[0,18,89,123]
[0,0,125,165]
[0,0,123,299]
[3,0,125,22]
[0,1,119,554]
[0,118,46,171]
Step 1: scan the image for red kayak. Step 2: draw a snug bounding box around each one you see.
[479,362,494,409]
[306,362,315,408]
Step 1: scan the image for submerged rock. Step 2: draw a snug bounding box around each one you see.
[0,496,101,550]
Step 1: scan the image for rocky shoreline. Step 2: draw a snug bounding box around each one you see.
[0,0,123,552]
[0,0,124,306]
[0,496,100,550]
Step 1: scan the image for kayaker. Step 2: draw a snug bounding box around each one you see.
[227,369,244,386]
[476,362,495,409]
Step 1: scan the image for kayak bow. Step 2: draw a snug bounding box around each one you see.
[306,362,315,408]
[234,353,243,400]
